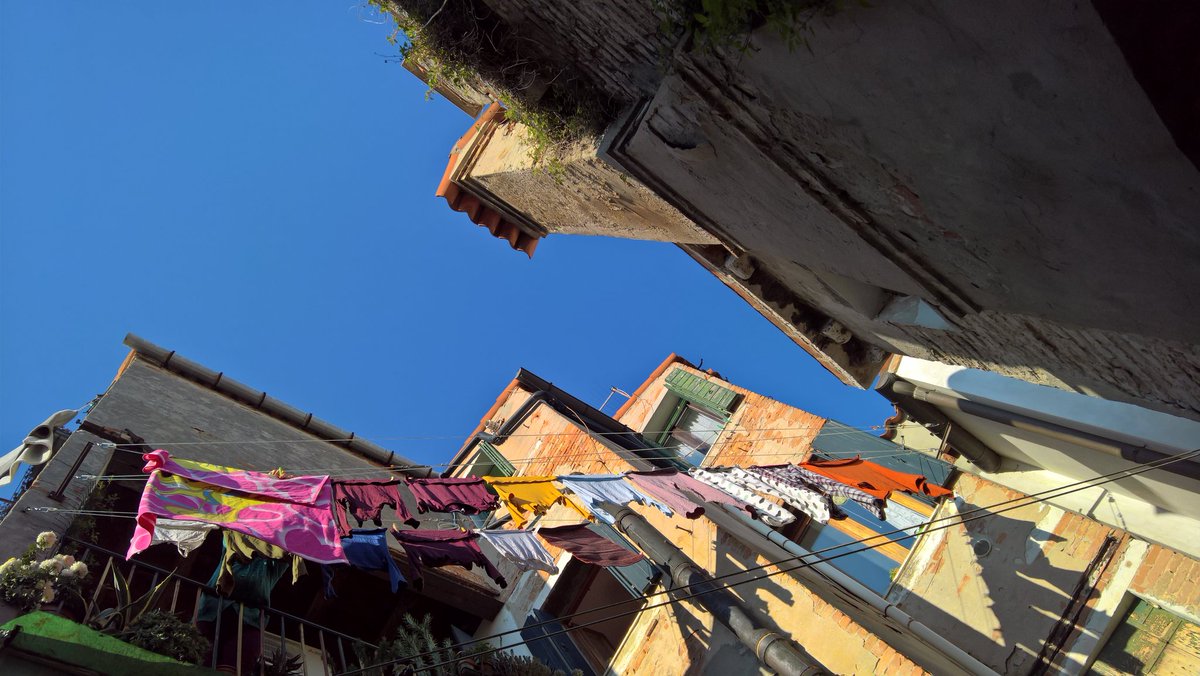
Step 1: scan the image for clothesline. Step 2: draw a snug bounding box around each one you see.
[87,420,929,447]
[79,446,940,482]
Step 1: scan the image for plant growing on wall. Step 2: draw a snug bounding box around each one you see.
[0,531,89,613]
[656,0,838,53]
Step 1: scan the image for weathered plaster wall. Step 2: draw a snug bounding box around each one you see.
[484,376,930,674]
[615,362,827,467]
[457,117,718,244]
[890,473,1127,673]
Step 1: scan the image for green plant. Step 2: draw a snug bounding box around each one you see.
[86,565,176,633]
[656,0,838,53]
[263,644,306,676]
[369,0,607,173]
[122,609,209,664]
[62,482,118,555]
[0,531,89,612]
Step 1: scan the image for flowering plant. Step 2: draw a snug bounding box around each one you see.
[0,531,89,612]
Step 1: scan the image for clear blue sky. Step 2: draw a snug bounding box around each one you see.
[0,2,893,492]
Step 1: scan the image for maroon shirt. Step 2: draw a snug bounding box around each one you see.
[332,480,417,536]
[389,527,507,589]
[406,477,499,515]
[537,524,645,567]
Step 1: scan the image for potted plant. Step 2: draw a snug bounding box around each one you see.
[0,531,90,620]
[121,608,210,664]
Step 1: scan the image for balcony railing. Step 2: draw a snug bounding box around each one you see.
[60,536,378,675]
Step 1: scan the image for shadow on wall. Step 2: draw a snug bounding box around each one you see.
[890,491,1119,674]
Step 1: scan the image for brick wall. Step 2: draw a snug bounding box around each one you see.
[1129,544,1200,617]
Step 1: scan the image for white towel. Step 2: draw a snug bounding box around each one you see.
[732,467,832,524]
[150,520,218,557]
[557,474,673,524]
[690,469,796,527]
[478,529,558,574]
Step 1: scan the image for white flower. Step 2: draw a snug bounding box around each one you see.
[54,554,75,567]
[59,567,75,578]
[40,582,55,604]
[68,561,88,578]
[35,532,58,550]
[38,559,59,572]
[0,558,15,575]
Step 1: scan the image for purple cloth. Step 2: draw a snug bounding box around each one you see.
[406,477,499,515]
[625,469,751,519]
[537,524,645,567]
[332,480,416,535]
[389,527,507,589]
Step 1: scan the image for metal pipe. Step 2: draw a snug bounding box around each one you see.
[48,441,95,502]
[895,381,1200,481]
[704,505,998,676]
[597,500,826,676]
[875,374,1001,472]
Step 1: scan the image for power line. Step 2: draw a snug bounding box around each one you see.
[337,447,1200,675]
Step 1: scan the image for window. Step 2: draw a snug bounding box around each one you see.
[1090,597,1200,675]
[656,403,725,468]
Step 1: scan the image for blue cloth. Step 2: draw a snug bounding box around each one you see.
[324,528,407,596]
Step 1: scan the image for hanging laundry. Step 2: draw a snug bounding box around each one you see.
[689,468,795,527]
[482,476,591,529]
[0,409,76,486]
[757,464,886,520]
[323,529,407,596]
[332,479,416,536]
[406,477,499,515]
[735,467,840,524]
[216,531,306,596]
[801,456,953,500]
[389,527,507,589]
[625,469,751,520]
[478,529,559,574]
[127,450,345,564]
[148,519,217,557]
[556,474,673,525]
[537,524,645,567]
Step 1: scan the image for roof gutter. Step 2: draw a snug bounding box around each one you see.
[876,373,1002,472]
[122,334,430,477]
[891,378,1200,482]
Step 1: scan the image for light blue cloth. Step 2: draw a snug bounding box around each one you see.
[556,474,673,524]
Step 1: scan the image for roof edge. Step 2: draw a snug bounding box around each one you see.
[121,333,429,476]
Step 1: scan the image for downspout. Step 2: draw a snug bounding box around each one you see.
[704,505,998,676]
[892,381,1200,482]
[598,500,827,676]
[876,373,1001,472]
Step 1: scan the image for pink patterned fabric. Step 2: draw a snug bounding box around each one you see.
[128,451,346,565]
[141,450,328,503]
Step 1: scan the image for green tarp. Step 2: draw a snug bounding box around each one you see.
[0,611,218,675]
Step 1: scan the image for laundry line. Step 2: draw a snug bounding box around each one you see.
[84,419,930,448]
[342,445,1200,676]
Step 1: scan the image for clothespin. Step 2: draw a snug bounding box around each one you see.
[269,467,289,479]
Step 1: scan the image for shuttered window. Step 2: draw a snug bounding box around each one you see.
[476,440,515,477]
[664,369,739,417]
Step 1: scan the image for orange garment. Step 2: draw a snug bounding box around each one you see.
[800,456,953,500]
[482,476,592,529]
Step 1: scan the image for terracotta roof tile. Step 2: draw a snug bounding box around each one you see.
[436,103,540,258]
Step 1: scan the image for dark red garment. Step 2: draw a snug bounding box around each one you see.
[800,456,954,500]
[332,480,416,536]
[537,524,645,567]
[406,477,499,515]
[389,527,507,589]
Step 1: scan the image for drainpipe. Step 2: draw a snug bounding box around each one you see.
[892,381,1200,482]
[876,373,1001,472]
[597,501,826,676]
[704,505,998,676]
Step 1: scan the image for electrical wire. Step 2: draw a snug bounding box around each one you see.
[336,447,1200,675]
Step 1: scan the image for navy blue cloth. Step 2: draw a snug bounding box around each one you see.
[323,528,407,596]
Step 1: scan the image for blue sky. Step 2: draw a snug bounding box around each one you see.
[0,2,893,493]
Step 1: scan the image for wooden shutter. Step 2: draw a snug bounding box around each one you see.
[477,440,516,476]
[664,369,739,416]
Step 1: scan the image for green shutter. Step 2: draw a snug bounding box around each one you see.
[664,369,738,416]
[477,440,516,476]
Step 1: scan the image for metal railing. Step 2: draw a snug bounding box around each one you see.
[62,536,378,675]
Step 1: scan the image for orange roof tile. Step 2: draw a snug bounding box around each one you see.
[436,103,540,258]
